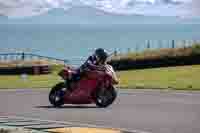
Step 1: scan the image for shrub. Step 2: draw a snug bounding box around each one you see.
[109,44,200,70]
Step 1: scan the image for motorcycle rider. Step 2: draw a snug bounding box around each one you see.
[69,48,109,86]
[80,48,108,72]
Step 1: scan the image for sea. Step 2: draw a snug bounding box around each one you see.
[0,24,200,65]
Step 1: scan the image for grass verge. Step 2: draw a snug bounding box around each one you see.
[0,65,200,90]
[0,65,62,89]
[117,65,200,90]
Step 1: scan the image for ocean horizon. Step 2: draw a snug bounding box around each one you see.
[0,22,200,66]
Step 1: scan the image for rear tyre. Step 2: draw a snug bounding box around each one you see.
[49,82,66,108]
[95,86,117,108]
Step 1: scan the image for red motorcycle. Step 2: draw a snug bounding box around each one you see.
[49,64,119,108]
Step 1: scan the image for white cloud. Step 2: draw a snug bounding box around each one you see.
[0,0,73,17]
[0,0,200,18]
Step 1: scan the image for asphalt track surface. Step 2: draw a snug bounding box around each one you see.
[0,89,200,133]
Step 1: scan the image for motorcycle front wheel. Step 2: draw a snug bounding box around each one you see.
[95,86,117,108]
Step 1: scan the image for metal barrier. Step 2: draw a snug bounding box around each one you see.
[0,53,69,65]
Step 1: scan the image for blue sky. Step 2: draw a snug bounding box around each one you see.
[0,0,200,18]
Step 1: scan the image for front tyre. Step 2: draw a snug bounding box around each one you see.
[95,86,117,108]
[49,82,66,108]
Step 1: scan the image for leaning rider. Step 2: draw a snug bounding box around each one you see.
[70,48,109,83]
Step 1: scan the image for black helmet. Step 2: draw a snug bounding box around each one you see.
[95,48,108,62]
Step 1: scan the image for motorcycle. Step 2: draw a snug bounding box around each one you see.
[49,64,119,108]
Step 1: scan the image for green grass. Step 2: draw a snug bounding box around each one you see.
[0,65,63,89]
[0,74,61,89]
[117,65,200,90]
[0,65,200,90]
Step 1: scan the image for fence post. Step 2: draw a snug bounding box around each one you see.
[182,40,186,48]
[21,52,25,61]
[127,48,131,53]
[172,40,175,48]
[4,55,7,61]
[147,40,150,49]
[114,50,117,56]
